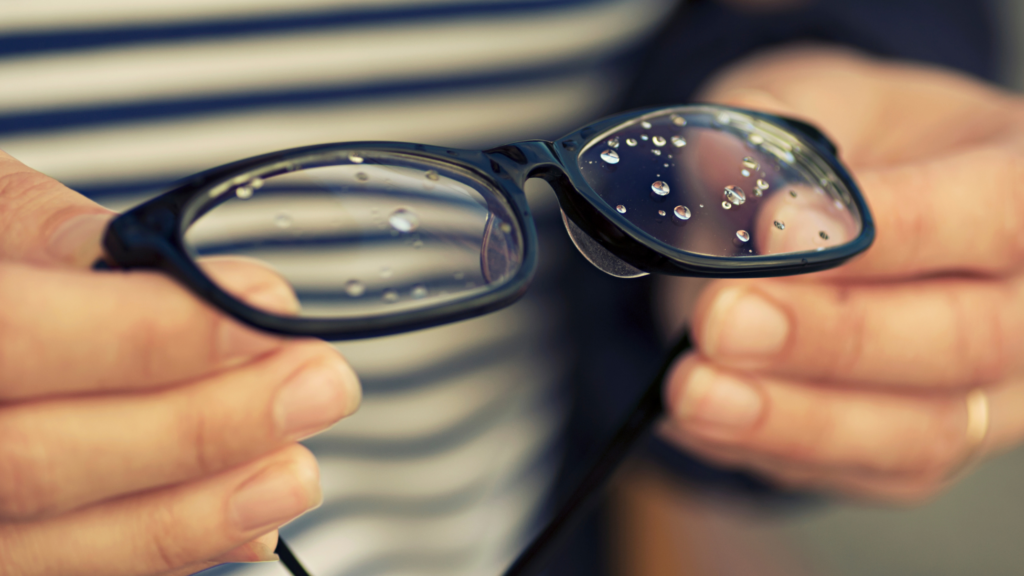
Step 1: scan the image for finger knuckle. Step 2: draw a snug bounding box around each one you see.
[143,497,194,571]
[0,420,55,519]
[173,392,224,477]
[951,284,1013,384]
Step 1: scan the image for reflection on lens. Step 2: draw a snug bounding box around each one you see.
[184,151,522,320]
[577,106,862,258]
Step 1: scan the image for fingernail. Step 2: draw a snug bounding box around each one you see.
[47,212,113,267]
[245,283,301,316]
[229,458,322,533]
[275,359,358,440]
[675,366,763,431]
[216,531,280,563]
[704,287,789,359]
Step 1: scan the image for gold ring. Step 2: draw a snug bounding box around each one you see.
[946,388,990,481]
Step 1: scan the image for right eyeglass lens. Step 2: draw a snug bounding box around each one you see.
[577,107,863,258]
[182,151,523,320]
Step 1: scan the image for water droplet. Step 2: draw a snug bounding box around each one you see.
[789,190,798,198]
[737,230,750,242]
[356,172,369,182]
[819,231,830,240]
[349,154,364,164]
[626,138,638,147]
[657,209,667,218]
[663,163,670,168]
[344,280,366,297]
[274,213,292,229]
[671,135,687,148]
[671,114,687,126]
[641,134,649,141]
[500,222,513,234]
[774,220,786,230]
[753,189,762,198]
[820,177,830,187]
[651,181,670,196]
[741,169,751,177]
[699,204,704,208]
[411,285,428,299]
[600,149,620,164]
[716,112,731,125]
[641,121,652,129]
[235,186,253,199]
[722,201,732,210]
[652,135,666,147]
[742,157,759,170]
[249,177,264,189]
[382,289,399,303]
[380,267,393,278]
[673,205,691,220]
[756,179,769,191]
[616,204,627,214]
[425,169,440,181]
[749,134,765,145]
[724,185,745,205]
[388,208,420,233]
[607,136,620,148]
[652,149,662,156]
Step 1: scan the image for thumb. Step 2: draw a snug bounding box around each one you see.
[0,150,114,268]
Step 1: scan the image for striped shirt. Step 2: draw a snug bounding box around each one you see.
[0,1,676,574]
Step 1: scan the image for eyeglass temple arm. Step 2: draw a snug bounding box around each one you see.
[501,330,693,576]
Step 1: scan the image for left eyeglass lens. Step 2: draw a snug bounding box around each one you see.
[183,152,522,319]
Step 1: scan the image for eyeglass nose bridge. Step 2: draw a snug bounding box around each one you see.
[484,140,657,278]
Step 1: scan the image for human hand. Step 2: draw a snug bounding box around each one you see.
[0,151,361,575]
[659,45,1024,502]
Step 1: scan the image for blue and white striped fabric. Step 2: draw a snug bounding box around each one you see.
[0,1,677,574]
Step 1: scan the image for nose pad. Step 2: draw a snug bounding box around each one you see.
[560,209,648,278]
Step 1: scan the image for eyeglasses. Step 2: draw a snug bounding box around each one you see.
[97,104,874,576]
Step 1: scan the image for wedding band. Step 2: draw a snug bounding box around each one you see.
[946,388,990,481]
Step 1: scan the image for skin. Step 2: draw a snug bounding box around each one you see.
[0,150,362,575]
[660,44,1024,502]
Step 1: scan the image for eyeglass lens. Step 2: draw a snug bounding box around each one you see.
[182,152,523,319]
[577,106,863,258]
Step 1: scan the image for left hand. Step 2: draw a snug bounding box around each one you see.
[659,45,1024,502]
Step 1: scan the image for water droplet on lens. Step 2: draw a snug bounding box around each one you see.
[380,267,393,278]
[742,157,759,170]
[274,213,292,228]
[641,134,649,141]
[657,209,667,218]
[356,172,369,181]
[500,222,513,233]
[673,205,691,220]
[626,138,638,147]
[388,208,420,233]
[616,204,627,214]
[411,285,428,299]
[608,136,620,148]
[741,169,750,177]
[641,121,652,129]
[652,135,666,147]
[724,185,745,205]
[749,134,765,145]
[819,231,830,240]
[652,149,662,156]
[600,149,620,164]
[651,181,670,196]
[737,230,750,242]
[722,201,732,210]
[774,220,786,230]
[249,177,264,189]
[425,169,440,181]
[671,136,686,147]
[349,154,364,164]
[717,112,731,125]
[235,186,253,199]
[671,114,686,126]
[789,190,798,198]
[382,289,399,303]
[757,179,769,190]
[344,280,366,297]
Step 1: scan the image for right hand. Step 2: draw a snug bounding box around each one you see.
[0,150,362,576]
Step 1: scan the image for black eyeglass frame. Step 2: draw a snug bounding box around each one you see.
[99,104,873,342]
[96,104,874,576]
